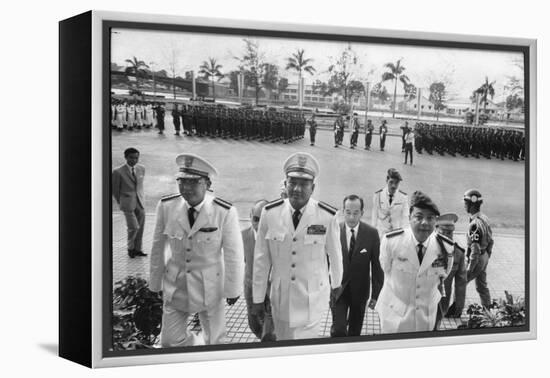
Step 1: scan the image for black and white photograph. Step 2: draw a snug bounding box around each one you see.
[107,21,529,355]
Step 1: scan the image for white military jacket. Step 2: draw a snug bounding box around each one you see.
[149,194,244,313]
[375,228,454,333]
[371,188,410,236]
[252,198,343,328]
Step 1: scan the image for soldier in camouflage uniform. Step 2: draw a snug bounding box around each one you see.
[463,189,494,308]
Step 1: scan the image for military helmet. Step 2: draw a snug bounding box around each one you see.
[463,189,483,204]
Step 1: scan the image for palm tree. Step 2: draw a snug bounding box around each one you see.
[124,56,149,90]
[381,59,410,118]
[199,58,224,100]
[474,76,496,112]
[286,49,316,106]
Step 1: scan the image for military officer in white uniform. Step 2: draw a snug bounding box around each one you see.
[375,191,454,333]
[149,153,244,346]
[372,168,410,236]
[252,152,343,340]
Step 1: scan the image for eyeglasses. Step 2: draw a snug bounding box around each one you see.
[252,216,260,222]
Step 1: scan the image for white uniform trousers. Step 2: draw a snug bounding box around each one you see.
[273,317,321,340]
[160,301,226,347]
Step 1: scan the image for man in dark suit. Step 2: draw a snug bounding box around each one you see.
[242,200,276,341]
[330,194,384,337]
[112,147,146,258]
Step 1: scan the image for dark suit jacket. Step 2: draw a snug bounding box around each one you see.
[242,226,255,300]
[242,226,270,302]
[338,221,383,304]
[112,164,145,212]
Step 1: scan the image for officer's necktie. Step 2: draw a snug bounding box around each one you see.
[131,167,136,179]
[292,209,301,230]
[188,207,196,228]
[389,193,394,205]
[417,243,424,265]
[349,228,356,260]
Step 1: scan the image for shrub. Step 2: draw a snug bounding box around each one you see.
[457,291,525,329]
[112,276,163,350]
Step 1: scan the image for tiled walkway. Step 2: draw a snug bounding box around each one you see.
[112,212,525,342]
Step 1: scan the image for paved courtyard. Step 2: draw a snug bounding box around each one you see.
[110,124,527,343]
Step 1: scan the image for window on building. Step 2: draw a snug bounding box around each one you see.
[421,105,424,109]
[305,90,312,95]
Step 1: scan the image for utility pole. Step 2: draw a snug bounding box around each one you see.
[192,70,196,100]
[364,82,371,126]
[149,61,156,100]
[417,88,422,120]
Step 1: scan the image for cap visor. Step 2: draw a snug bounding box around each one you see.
[287,172,314,180]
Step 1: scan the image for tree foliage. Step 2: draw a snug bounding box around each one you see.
[429,81,446,120]
[403,82,417,101]
[234,38,267,104]
[381,59,410,118]
[199,57,224,100]
[286,48,316,77]
[324,45,361,103]
[472,76,496,111]
[277,77,289,93]
[370,82,390,104]
[124,57,149,89]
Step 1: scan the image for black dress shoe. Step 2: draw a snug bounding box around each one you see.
[132,250,148,257]
[128,249,136,258]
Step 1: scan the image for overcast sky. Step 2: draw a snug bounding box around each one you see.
[111,28,524,102]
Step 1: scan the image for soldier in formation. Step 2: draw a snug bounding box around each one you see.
[349,113,360,149]
[333,114,345,148]
[110,99,158,131]
[414,122,525,161]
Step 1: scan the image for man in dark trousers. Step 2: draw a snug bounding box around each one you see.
[435,213,467,319]
[155,102,165,135]
[242,200,276,341]
[308,113,318,146]
[330,194,384,337]
[349,113,360,149]
[334,114,345,147]
[364,119,374,150]
[379,119,388,151]
[172,103,181,136]
[112,147,146,258]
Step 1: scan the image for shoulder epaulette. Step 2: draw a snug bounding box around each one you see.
[375,188,383,194]
[318,201,337,215]
[436,233,454,246]
[161,193,180,202]
[399,190,407,195]
[454,243,465,253]
[213,197,232,210]
[265,198,284,210]
[385,229,404,238]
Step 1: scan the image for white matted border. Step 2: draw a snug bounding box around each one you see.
[90,9,537,368]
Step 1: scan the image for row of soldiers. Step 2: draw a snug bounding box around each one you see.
[170,104,307,144]
[414,122,525,161]
[110,99,165,131]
